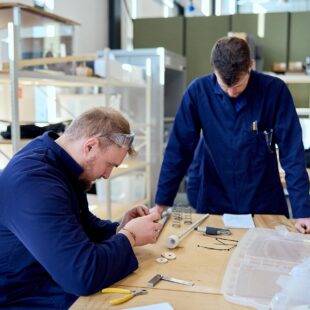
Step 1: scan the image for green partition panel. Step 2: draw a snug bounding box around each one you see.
[231,13,258,37]
[290,12,310,62]
[232,13,289,71]
[132,13,310,107]
[133,17,184,55]
[289,12,310,108]
[288,84,310,108]
[186,16,230,83]
[260,13,289,71]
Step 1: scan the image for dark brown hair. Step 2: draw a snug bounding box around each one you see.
[211,36,251,86]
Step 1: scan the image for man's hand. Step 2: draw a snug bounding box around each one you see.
[149,204,167,217]
[120,212,163,246]
[295,218,310,234]
[118,205,149,230]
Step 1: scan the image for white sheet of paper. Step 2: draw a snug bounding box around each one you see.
[223,214,255,229]
[124,303,174,310]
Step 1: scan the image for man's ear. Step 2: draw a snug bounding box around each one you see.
[84,137,100,155]
[250,59,255,71]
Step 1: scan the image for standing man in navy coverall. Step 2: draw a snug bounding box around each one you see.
[0,107,162,309]
[186,136,205,209]
[152,36,310,234]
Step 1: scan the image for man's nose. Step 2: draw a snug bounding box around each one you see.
[103,167,113,179]
[227,88,238,98]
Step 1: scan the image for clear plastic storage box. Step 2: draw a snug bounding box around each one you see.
[221,228,310,309]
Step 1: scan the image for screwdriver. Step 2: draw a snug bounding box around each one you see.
[195,226,231,235]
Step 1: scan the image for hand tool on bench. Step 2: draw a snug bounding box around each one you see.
[147,274,194,287]
[101,288,147,305]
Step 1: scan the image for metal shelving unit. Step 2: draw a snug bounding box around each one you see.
[0,70,146,88]
[2,62,152,220]
[1,5,152,220]
[112,48,187,201]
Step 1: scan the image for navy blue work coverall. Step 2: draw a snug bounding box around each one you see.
[0,132,138,309]
[155,71,310,218]
[186,136,205,208]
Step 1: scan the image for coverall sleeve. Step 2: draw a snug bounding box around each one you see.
[275,82,310,218]
[155,84,202,206]
[186,136,205,208]
[85,211,119,242]
[4,167,138,296]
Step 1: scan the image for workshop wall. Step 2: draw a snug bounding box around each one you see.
[133,12,310,108]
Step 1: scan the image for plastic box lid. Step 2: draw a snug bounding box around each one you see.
[221,228,310,310]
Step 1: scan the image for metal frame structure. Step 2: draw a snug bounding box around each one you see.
[4,9,152,219]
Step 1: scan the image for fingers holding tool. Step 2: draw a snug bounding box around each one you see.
[119,205,150,229]
[121,212,163,246]
[132,205,150,217]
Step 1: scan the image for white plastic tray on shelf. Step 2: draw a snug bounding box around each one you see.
[95,50,144,84]
[221,227,310,310]
[94,57,123,80]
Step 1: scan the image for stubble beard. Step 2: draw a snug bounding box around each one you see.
[79,157,96,192]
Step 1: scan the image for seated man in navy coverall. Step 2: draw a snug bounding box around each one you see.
[0,107,162,309]
[152,36,310,233]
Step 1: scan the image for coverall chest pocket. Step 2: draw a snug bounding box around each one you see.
[243,130,272,158]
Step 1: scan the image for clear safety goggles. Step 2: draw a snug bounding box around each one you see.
[97,132,135,148]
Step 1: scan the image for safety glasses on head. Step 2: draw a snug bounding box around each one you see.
[97,132,135,148]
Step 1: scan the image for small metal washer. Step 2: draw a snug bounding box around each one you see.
[155,257,168,264]
[161,252,176,260]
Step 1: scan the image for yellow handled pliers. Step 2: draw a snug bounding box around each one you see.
[101,288,148,305]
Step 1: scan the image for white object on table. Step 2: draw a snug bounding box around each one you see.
[223,214,255,229]
[124,302,174,310]
[167,213,209,249]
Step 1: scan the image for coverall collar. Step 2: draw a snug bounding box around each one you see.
[42,131,83,178]
[213,71,254,96]
[213,71,254,113]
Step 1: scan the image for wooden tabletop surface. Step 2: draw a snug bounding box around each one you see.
[71,214,296,310]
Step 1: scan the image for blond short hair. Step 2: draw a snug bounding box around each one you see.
[65,107,136,156]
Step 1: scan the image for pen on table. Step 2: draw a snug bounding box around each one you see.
[195,226,231,235]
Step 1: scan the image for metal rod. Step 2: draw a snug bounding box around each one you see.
[8,7,21,154]
[145,58,152,207]
[157,208,172,236]
[167,213,209,249]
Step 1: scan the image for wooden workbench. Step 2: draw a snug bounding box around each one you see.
[71,214,296,310]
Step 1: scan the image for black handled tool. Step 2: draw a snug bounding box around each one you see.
[195,226,231,235]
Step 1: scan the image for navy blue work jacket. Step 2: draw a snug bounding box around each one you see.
[186,136,205,208]
[0,132,138,309]
[155,71,310,218]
